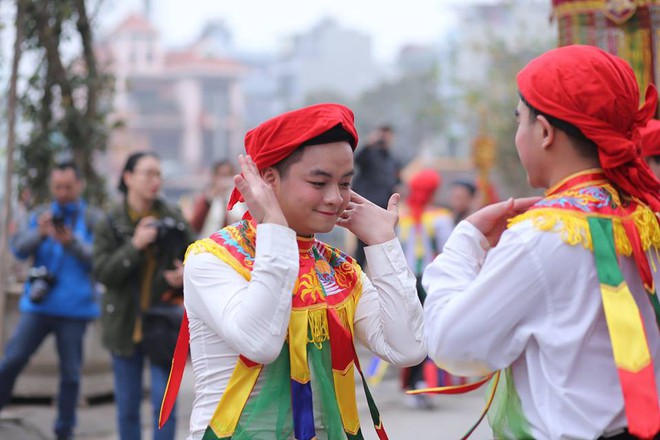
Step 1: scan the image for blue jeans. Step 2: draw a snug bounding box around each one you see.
[111,346,177,440]
[0,312,88,439]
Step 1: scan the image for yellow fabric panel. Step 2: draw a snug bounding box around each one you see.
[601,283,652,372]
[207,358,263,438]
[333,363,360,435]
[289,309,310,383]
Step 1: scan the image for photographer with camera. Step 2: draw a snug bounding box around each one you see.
[351,125,402,268]
[93,151,194,440]
[0,161,102,440]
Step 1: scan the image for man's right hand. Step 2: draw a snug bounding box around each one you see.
[466,197,541,247]
[131,216,158,250]
[233,155,287,227]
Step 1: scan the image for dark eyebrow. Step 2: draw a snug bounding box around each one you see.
[514,108,520,118]
[309,169,355,178]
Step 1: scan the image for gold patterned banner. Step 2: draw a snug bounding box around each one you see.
[552,0,660,104]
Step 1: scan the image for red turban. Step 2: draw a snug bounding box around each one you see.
[407,169,441,223]
[517,45,660,211]
[228,103,358,210]
[641,119,660,157]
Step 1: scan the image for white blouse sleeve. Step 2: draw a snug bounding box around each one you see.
[353,238,426,367]
[422,221,550,376]
[183,223,299,364]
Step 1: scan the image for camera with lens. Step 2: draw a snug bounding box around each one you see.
[27,266,56,304]
[150,217,187,255]
[52,212,66,230]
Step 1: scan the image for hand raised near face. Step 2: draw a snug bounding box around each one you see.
[466,196,541,247]
[337,191,399,245]
[132,216,158,250]
[233,155,288,227]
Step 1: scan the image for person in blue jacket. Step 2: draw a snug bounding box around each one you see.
[0,161,103,440]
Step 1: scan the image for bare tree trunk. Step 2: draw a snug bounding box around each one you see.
[74,0,100,188]
[0,0,26,345]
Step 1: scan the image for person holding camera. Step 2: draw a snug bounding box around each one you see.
[93,151,194,440]
[0,161,103,440]
[351,125,402,268]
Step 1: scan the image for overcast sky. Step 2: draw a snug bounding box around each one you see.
[99,0,503,62]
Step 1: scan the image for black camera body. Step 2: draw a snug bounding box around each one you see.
[52,212,66,229]
[150,217,187,255]
[27,266,56,304]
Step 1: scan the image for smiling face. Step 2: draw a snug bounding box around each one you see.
[268,141,354,236]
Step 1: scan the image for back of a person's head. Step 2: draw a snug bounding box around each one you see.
[450,180,476,197]
[517,44,660,210]
[409,169,441,193]
[518,45,641,130]
[407,169,441,222]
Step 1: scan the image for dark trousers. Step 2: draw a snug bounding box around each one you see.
[0,312,88,438]
[111,347,177,440]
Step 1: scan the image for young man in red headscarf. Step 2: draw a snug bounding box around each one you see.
[395,169,453,409]
[423,45,660,439]
[166,103,425,440]
[641,119,660,182]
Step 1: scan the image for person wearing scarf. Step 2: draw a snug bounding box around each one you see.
[396,169,454,408]
[161,103,426,440]
[423,45,660,439]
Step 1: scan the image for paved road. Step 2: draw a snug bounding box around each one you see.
[0,363,494,440]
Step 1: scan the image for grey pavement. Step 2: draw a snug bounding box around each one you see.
[0,363,494,440]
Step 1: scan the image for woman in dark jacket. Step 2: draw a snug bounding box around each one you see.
[93,152,194,440]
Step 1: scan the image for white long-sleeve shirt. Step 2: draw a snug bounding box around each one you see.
[423,220,660,440]
[184,224,425,440]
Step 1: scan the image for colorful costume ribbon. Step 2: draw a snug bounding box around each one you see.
[412,170,660,439]
[510,169,660,438]
[160,220,389,439]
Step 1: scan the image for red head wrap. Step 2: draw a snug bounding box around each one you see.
[407,169,441,223]
[228,103,358,210]
[516,45,660,211]
[641,119,660,158]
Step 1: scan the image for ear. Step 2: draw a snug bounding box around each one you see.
[536,115,555,150]
[121,170,132,188]
[261,167,279,187]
